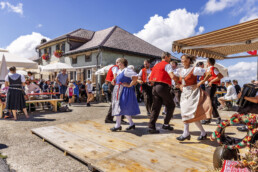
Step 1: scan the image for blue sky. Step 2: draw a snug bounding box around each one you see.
[0,0,257,85]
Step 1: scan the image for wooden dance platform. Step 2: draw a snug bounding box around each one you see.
[31,110,241,172]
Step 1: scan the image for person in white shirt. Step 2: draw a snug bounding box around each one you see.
[86,79,94,107]
[25,80,41,94]
[138,59,152,115]
[218,80,237,110]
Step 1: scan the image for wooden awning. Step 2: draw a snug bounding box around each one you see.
[172,18,258,59]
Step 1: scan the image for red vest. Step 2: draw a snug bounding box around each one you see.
[208,66,220,85]
[149,61,171,86]
[179,69,197,86]
[106,65,118,82]
[141,68,151,83]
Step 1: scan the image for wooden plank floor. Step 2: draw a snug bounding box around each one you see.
[31,108,245,172]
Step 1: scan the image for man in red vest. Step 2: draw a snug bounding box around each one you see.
[138,59,152,116]
[104,59,119,123]
[148,52,176,134]
[201,58,223,125]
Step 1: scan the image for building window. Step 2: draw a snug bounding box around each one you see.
[70,71,73,80]
[72,58,77,64]
[83,69,86,81]
[85,54,92,62]
[44,48,47,54]
[87,69,91,79]
[56,44,60,50]
[49,47,52,56]
[39,50,42,58]
[61,43,65,52]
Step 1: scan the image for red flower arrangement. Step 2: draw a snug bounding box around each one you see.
[54,50,63,58]
[42,53,49,60]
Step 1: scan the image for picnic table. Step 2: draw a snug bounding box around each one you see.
[0,92,63,118]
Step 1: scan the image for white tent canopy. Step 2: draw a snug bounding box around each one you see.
[0,52,38,69]
[95,64,114,75]
[194,59,228,77]
[41,62,74,72]
[0,55,8,84]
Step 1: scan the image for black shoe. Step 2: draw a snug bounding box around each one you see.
[126,124,136,130]
[197,133,207,140]
[237,126,248,132]
[110,126,122,132]
[201,119,211,125]
[105,119,115,123]
[87,103,90,107]
[69,103,71,106]
[148,128,160,134]
[176,135,191,141]
[121,120,128,125]
[162,125,174,131]
[162,112,166,116]
[216,118,221,124]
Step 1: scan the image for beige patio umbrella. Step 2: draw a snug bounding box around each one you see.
[0,55,8,84]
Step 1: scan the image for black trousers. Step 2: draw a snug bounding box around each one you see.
[207,84,220,118]
[142,83,153,114]
[149,83,175,129]
[105,84,114,121]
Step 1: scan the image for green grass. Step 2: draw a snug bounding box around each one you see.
[0,153,7,159]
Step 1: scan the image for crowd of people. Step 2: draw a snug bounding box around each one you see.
[103,52,258,142]
[0,53,257,140]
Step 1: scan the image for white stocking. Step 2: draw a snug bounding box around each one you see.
[125,115,134,126]
[115,116,122,128]
[182,123,190,137]
[194,121,206,136]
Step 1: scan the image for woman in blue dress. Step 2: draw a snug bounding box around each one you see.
[111,58,140,131]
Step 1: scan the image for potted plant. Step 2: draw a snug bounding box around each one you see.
[42,53,49,60]
[54,50,63,58]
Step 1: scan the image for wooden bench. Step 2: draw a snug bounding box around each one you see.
[26,99,63,112]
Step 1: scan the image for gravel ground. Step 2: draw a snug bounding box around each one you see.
[0,102,110,172]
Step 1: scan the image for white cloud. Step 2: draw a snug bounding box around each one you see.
[239,4,258,23]
[223,61,257,86]
[0,2,23,15]
[203,0,240,14]
[134,8,204,52]
[6,32,50,59]
[36,24,43,28]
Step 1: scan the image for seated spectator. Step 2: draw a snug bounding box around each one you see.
[25,80,41,94]
[233,80,241,94]
[43,80,50,92]
[27,71,34,81]
[218,80,237,110]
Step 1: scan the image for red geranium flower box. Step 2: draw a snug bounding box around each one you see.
[54,50,63,58]
[42,54,49,60]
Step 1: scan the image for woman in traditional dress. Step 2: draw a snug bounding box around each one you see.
[5,66,29,120]
[110,58,140,131]
[172,55,212,141]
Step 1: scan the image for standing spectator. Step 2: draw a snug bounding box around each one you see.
[5,66,29,120]
[233,80,241,94]
[65,82,75,106]
[27,71,34,81]
[72,80,80,103]
[86,79,94,106]
[102,81,110,102]
[56,69,68,99]
[39,79,45,90]
[80,81,87,100]
[196,62,205,91]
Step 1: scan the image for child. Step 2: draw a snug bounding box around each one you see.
[65,83,75,106]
